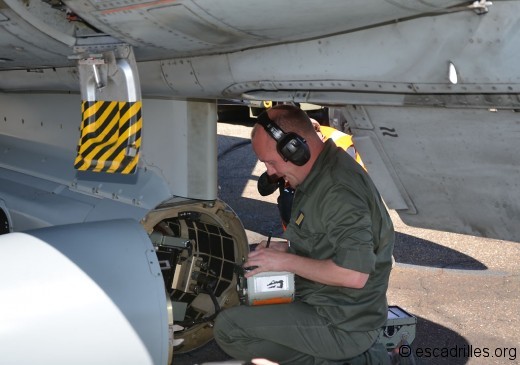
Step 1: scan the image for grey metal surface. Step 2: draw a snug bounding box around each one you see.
[1,1,518,100]
[0,0,466,69]
[0,219,170,365]
[347,105,520,242]
[2,0,520,244]
[0,93,218,230]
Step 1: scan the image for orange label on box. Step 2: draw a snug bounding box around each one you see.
[252,297,293,306]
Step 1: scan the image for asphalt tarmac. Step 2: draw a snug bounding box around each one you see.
[175,121,519,365]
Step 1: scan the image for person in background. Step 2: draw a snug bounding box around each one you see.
[213,104,394,364]
[312,119,364,168]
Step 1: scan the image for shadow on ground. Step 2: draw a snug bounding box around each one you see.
[217,134,284,238]
[394,232,487,270]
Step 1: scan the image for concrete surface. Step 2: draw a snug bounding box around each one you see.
[174,121,519,365]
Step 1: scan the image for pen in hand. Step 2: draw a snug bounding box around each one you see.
[266,229,272,248]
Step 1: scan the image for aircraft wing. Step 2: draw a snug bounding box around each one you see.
[1,0,519,363]
[1,0,518,243]
[0,0,471,70]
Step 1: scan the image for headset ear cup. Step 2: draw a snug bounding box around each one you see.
[277,133,311,166]
[257,111,310,165]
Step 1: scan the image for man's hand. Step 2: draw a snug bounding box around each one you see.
[243,246,292,278]
[255,239,289,252]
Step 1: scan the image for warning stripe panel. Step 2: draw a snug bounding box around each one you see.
[74,100,142,174]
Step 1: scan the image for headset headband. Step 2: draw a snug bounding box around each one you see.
[257,113,284,140]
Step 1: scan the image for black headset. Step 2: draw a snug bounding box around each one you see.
[257,112,310,166]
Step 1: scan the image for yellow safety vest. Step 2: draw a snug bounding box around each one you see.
[320,126,364,168]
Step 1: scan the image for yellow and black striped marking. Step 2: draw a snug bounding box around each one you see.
[74,100,142,174]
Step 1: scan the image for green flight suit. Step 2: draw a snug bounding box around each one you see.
[214,140,394,364]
